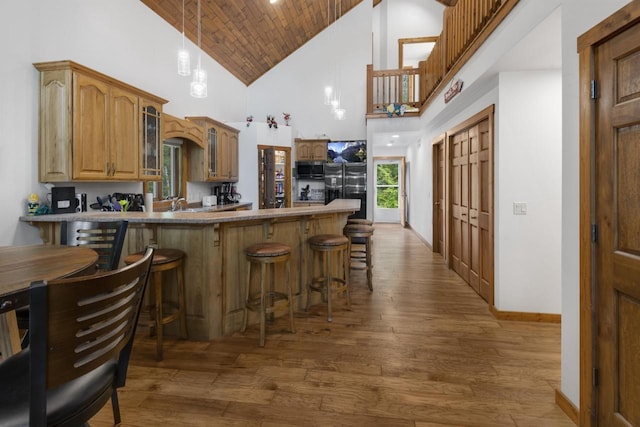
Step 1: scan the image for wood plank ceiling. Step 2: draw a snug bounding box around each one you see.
[141,0,453,85]
[141,0,363,85]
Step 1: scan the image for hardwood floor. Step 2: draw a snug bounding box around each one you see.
[92,224,573,426]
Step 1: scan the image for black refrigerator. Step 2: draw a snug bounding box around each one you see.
[324,163,367,219]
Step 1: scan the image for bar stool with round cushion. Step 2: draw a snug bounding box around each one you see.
[306,234,350,322]
[343,223,375,291]
[347,218,373,226]
[242,242,295,347]
[124,248,188,360]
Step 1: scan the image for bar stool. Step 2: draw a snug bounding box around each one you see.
[242,242,295,347]
[306,234,350,322]
[347,218,373,226]
[124,248,188,361]
[343,224,374,291]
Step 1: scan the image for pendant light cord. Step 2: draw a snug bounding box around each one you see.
[197,0,202,68]
[181,0,186,47]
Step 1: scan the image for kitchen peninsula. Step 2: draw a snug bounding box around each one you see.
[20,200,360,340]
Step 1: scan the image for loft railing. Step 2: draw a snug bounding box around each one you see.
[366,66,421,115]
[367,0,519,117]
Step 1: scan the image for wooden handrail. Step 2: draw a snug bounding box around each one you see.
[366,0,519,117]
[367,66,421,115]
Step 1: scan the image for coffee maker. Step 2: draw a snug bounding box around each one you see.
[214,183,239,204]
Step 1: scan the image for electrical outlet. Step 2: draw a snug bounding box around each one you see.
[513,202,527,215]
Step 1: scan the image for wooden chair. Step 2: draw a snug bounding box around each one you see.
[0,247,154,427]
[61,220,129,271]
[18,220,129,348]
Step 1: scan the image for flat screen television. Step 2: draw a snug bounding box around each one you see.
[327,140,366,163]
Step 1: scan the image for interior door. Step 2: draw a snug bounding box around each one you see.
[258,147,276,209]
[450,131,470,282]
[594,22,640,425]
[400,157,407,227]
[433,141,445,255]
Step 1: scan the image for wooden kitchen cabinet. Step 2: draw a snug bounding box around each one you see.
[34,60,167,182]
[295,138,328,161]
[186,116,239,182]
[140,99,164,180]
[220,126,239,181]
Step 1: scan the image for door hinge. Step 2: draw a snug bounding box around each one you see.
[592,224,598,243]
[591,80,598,100]
[593,368,599,387]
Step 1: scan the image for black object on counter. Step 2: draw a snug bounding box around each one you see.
[51,187,76,214]
[94,193,145,212]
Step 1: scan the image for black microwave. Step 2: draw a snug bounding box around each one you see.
[296,161,325,179]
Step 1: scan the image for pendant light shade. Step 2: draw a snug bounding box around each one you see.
[190,61,207,98]
[177,0,190,76]
[177,48,191,76]
[324,85,333,105]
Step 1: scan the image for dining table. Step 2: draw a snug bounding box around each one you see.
[0,244,98,359]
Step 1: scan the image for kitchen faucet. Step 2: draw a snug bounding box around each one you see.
[171,197,188,211]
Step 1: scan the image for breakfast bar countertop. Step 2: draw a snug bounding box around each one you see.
[19,199,360,225]
[18,198,360,340]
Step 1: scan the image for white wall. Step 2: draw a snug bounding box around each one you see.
[0,0,40,245]
[496,70,562,314]
[247,2,371,143]
[383,0,444,69]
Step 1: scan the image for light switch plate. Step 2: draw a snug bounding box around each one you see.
[513,202,527,215]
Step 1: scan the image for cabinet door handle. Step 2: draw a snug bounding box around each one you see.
[471,215,477,219]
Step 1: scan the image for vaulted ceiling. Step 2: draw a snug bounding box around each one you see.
[141,0,453,86]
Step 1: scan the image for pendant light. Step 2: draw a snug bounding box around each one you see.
[190,0,207,98]
[177,0,191,76]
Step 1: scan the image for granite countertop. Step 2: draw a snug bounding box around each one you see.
[20,199,360,225]
[294,199,325,203]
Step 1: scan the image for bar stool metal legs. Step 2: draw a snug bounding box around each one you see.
[242,242,295,347]
[306,234,350,322]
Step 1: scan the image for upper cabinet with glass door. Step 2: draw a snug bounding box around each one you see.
[186,116,240,182]
[140,100,163,181]
[34,60,167,182]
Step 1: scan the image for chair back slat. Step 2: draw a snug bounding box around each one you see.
[60,221,128,271]
[29,247,153,391]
